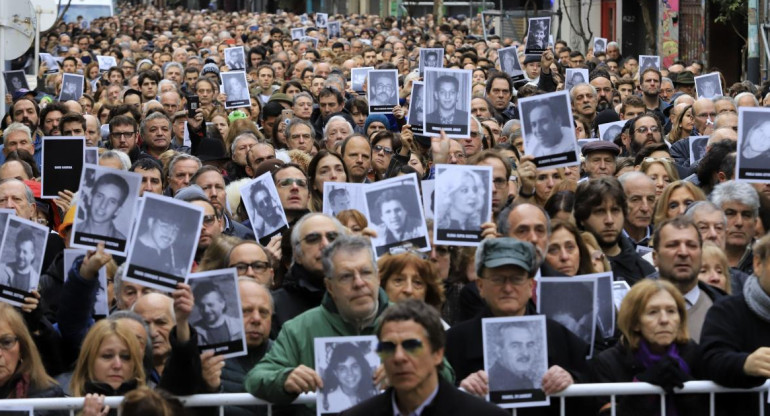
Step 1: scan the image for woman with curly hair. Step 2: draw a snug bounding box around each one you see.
[320,342,377,413]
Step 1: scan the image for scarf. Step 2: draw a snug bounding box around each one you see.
[634,339,691,376]
[743,275,770,322]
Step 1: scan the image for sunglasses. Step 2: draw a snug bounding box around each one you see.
[373,144,394,155]
[376,338,424,358]
[301,231,339,245]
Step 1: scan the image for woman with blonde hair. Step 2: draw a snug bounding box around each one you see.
[665,105,694,144]
[0,303,62,401]
[699,243,732,294]
[336,209,368,235]
[639,157,680,201]
[652,180,706,226]
[70,319,145,397]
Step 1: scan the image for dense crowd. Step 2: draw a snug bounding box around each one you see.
[0,3,770,416]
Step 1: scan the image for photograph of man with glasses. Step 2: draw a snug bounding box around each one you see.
[367,69,399,113]
[241,171,291,241]
[424,68,471,138]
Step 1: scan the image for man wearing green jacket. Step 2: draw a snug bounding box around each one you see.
[245,235,454,415]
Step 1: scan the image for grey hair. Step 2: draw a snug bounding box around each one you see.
[712,95,735,107]
[286,117,316,141]
[100,150,131,171]
[290,212,346,261]
[497,202,552,238]
[321,235,377,279]
[231,132,260,155]
[323,116,353,138]
[324,74,346,91]
[293,91,314,105]
[158,79,177,93]
[661,77,673,86]
[607,41,620,49]
[709,180,760,216]
[684,200,727,226]
[471,116,483,141]
[734,92,759,106]
[237,276,275,310]
[3,123,32,140]
[617,170,654,187]
[163,62,183,76]
[0,178,35,204]
[569,83,597,102]
[168,154,202,178]
[140,111,172,136]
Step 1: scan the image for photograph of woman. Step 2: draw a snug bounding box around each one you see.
[315,337,379,415]
[366,180,429,257]
[434,165,492,245]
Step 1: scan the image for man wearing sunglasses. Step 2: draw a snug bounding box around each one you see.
[445,238,588,413]
[343,300,508,416]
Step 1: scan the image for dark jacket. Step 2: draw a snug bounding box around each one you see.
[0,373,66,416]
[38,252,64,323]
[445,303,590,416]
[701,293,770,415]
[589,341,706,416]
[340,378,509,416]
[271,263,326,337]
[608,235,656,286]
[220,340,273,416]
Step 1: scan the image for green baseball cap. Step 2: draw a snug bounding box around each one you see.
[476,238,536,276]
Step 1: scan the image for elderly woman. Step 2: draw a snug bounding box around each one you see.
[545,220,596,276]
[436,168,486,231]
[308,150,348,212]
[590,279,704,415]
[652,181,706,226]
[0,303,62,403]
[377,252,445,311]
[370,130,401,181]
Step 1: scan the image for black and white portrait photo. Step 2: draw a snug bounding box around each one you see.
[125,194,204,292]
[314,336,380,416]
[598,120,626,143]
[367,69,399,114]
[689,135,709,164]
[612,281,630,310]
[241,172,289,240]
[519,90,580,168]
[0,210,13,241]
[695,72,723,99]
[639,55,660,74]
[593,37,607,53]
[40,136,85,199]
[351,67,372,95]
[315,13,328,28]
[482,316,550,409]
[224,46,246,71]
[71,164,142,255]
[0,217,49,307]
[537,277,597,358]
[64,248,108,316]
[85,147,98,165]
[593,272,615,339]
[96,55,117,72]
[221,71,251,109]
[3,71,29,96]
[322,182,365,217]
[363,174,430,257]
[59,73,84,102]
[327,21,341,39]
[564,68,588,91]
[433,164,492,246]
[525,17,551,54]
[421,179,435,220]
[300,36,319,49]
[423,67,472,138]
[39,53,60,74]
[291,27,306,40]
[497,46,524,81]
[188,268,247,358]
[736,107,770,182]
[419,48,444,76]
[408,81,425,134]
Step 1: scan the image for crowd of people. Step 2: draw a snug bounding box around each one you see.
[0,2,770,415]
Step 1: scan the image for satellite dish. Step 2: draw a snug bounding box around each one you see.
[0,0,36,60]
[30,0,58,32]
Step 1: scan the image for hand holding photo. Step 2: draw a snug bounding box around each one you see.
[59,73,85,102]
[314,336,380,416]
[188,268,248,358]
[221,71,251,109]
[367,69,399,114]
[519,90,580,168]
[525,17,551,54]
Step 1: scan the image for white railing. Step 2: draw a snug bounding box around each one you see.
[0,380,767,416]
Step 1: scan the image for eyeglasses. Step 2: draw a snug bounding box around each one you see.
[202,214,219,226]
[231,261,269,274]
[373,145,394,155]
[492,177,508,189]
[634,126,661,134]
[376,338,424,358]
[277,178,308,188]
[301,231,339,245]
[0,336,18,351]
[110,131,135,138]
[484,274,529,286]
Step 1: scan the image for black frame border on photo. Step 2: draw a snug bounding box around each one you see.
[0,216,49,308]
[221,71,252,109]
[422,67,472,138]
[366,69,399,114]
[3,70,30,95]
[124,193,204,292]
[240,172,290,240]
[432,164,493,246]
[518,90,580,169]
[482,315,550,409]
[186,268,248,359]
[736,107,770,183]
[70,163,143,255]
[40,136,85,199]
